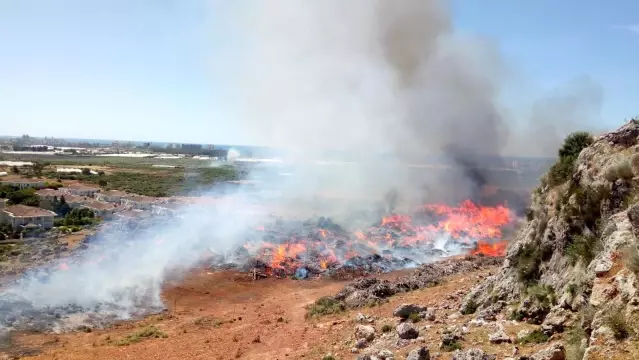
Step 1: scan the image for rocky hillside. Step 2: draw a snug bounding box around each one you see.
[462,120,639,359]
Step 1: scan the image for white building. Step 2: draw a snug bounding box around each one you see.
[62,184,101,197]
[0,202,56,230]
[121,195,160,210]
[95,189,129,203]
[81,201,119,219]
[1,179,46,190]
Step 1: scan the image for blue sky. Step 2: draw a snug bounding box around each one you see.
[0,0,637,144]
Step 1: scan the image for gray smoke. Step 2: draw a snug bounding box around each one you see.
[516,76,604,157]
[212,0,604,209]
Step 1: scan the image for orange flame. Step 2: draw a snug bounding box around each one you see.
[472,240,508,257]
[249,200,512,274]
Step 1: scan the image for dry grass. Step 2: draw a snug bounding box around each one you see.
[113,326,168,346]
[604,159,634,182]
[631,153,639,176]
[605,307,631,341]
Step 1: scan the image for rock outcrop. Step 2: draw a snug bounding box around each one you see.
[462,120,639,357]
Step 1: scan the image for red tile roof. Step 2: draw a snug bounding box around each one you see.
[2,205,56,217]
[82,201,118,210]
[66,183,101,190]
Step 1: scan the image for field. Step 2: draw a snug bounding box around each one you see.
[0,154,245,197]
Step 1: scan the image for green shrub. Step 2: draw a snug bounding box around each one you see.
[566,234,601,266]
[605,307,631,341]
[0,186,40,206]
[461,299,479,315]
[306,297,345,318]
[525,207,535,221]
[566,326,588,360]
[408,312,421,323]
[62,208,99,226]
[567,185,609,231]
[44,182,63,189]
[381,324,393,333]
[441,340,462,352]
[547,132,594,186]
[115,326,167,346]
[516,243,545,285]
[509,310,525,322]
[516,329,549,345]
[567,283,578,296]
[322,355,337,360]
[527,284,556,308]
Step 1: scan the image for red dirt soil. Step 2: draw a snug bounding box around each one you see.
[8,268,401,360]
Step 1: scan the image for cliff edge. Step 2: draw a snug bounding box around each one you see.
[462,119,639,359]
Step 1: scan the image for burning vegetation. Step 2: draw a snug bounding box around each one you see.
[212,200,514,279]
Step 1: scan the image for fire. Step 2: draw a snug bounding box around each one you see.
[247,200,512,276]
[270,243,307,270]
[380,214,411,230]
[472,240,508,257]
[422,200,512,240]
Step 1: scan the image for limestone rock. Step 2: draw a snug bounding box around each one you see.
[393,304,427,319]
[488,328,511,344]
[530,343,566,360]
[396,323,419,339]
[451,348,496,360]
[377,349,395,360]
[406,346,430,360]
[541,307,574,335]
[355,325,376,342]
[476,301,506,321]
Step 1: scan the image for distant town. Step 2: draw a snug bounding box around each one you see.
[0,134,234,159]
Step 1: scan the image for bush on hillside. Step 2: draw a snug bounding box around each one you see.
[604,159,634,182]
[516,242,551,285]
[548,132,594,186]
[605,307,632,340]
[631,153,639,176]
[558,131,595,159]
[566,234,602,266]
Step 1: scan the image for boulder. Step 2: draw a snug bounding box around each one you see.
[440,325,465,349]
[516,329,531,342]
[377,349,395,360]
[355,338,368,349]
[421,309,436,321]
[476,301,506,321]
[393,304,427,319]
[530,343,566,360]
[451,348,496,360]
[488,328,511,344]
[396,323,419,339]
[541,307,573,335]
[406,346,430,360]
[355,325,376,342]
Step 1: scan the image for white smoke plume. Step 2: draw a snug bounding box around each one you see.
[211,0,603,208]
